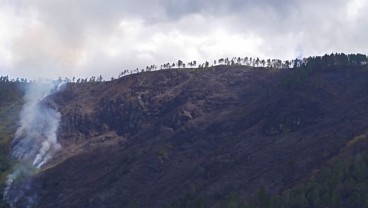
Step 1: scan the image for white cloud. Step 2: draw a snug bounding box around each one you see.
[0,0,368,79]
[0,2,30,68]
[347,0,367,19]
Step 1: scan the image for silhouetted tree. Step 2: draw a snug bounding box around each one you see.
[97,75,103,82]
[205,61,210,68]
[219,58,224,64]
[177,60,183,68]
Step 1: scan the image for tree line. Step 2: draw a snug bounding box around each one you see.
[0,75,105,84]
[299,53,368,70]
[118,53,368,77]
[1,53,367,83]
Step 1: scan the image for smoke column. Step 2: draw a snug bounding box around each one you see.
[3,81,65,208]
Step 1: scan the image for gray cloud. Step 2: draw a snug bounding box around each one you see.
[1,0,367,79]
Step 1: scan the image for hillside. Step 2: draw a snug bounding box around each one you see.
[0,82,23,208]
[3,63,368,207]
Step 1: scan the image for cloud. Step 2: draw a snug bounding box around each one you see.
[0,0,368,79]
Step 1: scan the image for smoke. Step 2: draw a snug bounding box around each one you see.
[295,44,304,60]
[3,81,65,208]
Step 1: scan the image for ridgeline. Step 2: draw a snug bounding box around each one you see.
[1,53,368,207]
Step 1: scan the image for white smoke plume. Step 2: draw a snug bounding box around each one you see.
[3,81,65,208]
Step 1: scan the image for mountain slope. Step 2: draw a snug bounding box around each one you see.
[0,82,23,208]
[3,64,368,207]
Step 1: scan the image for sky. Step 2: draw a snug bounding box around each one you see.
[0,0,368,80]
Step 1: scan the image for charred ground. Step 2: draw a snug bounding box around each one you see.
[3,63,368,207]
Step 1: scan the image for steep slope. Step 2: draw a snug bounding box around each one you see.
[10,65,368,207]
[0,82,24,208]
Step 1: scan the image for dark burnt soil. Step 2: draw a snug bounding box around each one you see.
[30,66,368,207]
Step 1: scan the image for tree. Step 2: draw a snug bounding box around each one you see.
[293,59,302,68]
[261,59,266,67]
[244,57,249,65]
[205,61,210,68]
[219,58,224,65]
[284,60,291,68]
[225,57,229,65]
[356,53,367,65]
[237,57,242,65]
[336,53,348,66]
[255,57,260,67]
[267,59,272,67]
[177,60,183,68]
